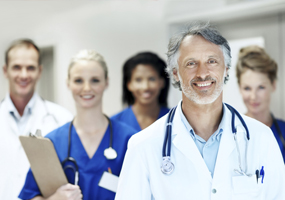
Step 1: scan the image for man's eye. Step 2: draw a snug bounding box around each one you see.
[187,61,196,66]
[208,60,217,64]
[243,87,251,91]
[259,86,265,89]
[149,77,156,81]
[27,66,36,71]
[12,65,21,70]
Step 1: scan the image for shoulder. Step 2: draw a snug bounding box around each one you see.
[110,118,136,137]
[128,114,168,150]
[111,107,132,121]
[43,100,73,119]
[45,122,70,142]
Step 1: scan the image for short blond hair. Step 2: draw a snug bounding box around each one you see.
[68,49,108,79]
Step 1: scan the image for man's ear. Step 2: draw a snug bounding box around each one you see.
[173,68,180,82]
[3,65,8,78]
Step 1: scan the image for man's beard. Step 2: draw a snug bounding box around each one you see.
[178,74,224,105]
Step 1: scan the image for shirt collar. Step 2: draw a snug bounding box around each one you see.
[178,101,226,142]
[6,92,38,118]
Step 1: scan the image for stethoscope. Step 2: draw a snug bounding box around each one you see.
[161,103,252,176]
[61,115,117,185]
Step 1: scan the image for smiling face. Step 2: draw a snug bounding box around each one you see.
[127,64,164,106]
[173,35,227,105]
[3,46,42,100]
[67,60,108,109]
[239,69,275,115]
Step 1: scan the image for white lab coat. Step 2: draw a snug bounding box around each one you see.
[0,93,73,200]
[116,101,285,200]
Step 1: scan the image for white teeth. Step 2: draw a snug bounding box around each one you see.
[197,82,211,87]
[81,95,93,99]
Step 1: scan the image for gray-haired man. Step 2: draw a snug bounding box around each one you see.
[115,22,285,200]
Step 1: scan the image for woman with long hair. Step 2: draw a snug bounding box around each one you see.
[112,52,170,132]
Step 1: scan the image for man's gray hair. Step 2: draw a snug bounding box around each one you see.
[166,21,231,90]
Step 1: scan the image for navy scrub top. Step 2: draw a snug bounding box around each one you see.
[19,119,135,200]
[111,106,169,132]
[271,118,285,163]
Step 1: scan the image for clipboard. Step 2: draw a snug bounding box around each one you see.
[19,130,68,198]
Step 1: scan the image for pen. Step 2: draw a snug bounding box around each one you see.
[260,166,265,184]
[255,170,259,183]
[108,167,112,174]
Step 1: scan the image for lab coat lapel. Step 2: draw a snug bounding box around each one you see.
[213,105,243,180]
[0,99,18,136]
[172,103,212,182]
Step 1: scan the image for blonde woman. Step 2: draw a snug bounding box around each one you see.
[19,50,135,200]
[237,45,285,162]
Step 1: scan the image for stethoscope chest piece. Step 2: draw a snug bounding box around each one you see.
[161,156,174,175]
[104,147,117,160]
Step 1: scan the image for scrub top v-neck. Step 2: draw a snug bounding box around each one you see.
[111,106,169,132]
[19,119,135,200]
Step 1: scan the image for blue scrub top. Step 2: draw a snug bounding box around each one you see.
[271,118,285,163]
[111,106,169,132]
[19,119,135,200]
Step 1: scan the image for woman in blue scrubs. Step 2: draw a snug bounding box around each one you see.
[236,45,285,162]
[112,52,170,132]
[19,50,135,200]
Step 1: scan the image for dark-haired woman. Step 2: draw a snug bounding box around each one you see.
[112,52,170,132]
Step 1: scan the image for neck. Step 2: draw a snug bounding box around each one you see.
[246,110,272,127]
[10,93,33,116]
[132,101,160,117]
[73,105,108,135]
[181,94,223,141]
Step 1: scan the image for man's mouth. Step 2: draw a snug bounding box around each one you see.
[193,81,214,88]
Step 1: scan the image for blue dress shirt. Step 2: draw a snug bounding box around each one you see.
[178,102,226,177]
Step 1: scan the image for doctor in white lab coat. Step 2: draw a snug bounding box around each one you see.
[115,22,285,200]
[0,39,73,200]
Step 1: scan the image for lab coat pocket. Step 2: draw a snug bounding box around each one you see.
[232,176,258,195]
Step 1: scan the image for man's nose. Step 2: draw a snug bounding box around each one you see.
[20,68,28,78]
[196,64,209,80]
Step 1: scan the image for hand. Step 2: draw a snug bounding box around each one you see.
[48,183,83,200]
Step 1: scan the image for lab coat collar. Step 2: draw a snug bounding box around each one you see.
[172,100,245,182]
[178,101,225,142]
[6,92,37,120]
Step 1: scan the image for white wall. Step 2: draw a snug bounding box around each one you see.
[0,1,168,116]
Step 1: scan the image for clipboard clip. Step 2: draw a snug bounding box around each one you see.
[29,129,43,138]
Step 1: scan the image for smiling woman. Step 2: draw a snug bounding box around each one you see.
[111,52,170,132]
[18,50,136,200]
[236,45,285,163]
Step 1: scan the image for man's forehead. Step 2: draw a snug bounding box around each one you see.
[8,45,39,61]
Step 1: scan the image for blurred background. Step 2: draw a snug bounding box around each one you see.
[0,0,284,118]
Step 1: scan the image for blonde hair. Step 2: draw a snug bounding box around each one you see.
[236,45,277,84]
[68,49,108,79]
